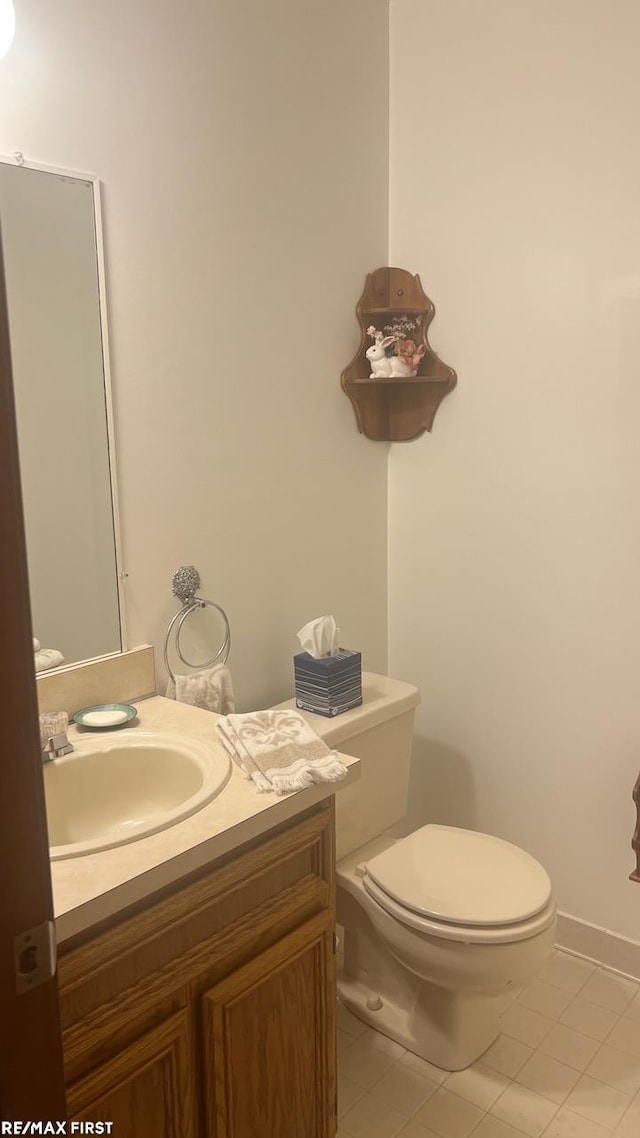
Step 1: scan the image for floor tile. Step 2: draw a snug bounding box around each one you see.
[490,1082,558,1137]
[622,991,640,1023]
[397,1123,443,1138]
[515,1051,580,1105]
[338,1001,369,1038]
[371,1062,438,1114]
[541,1106,611,1136]
[357,1025,407,1059]
[578,970,638,1015]
[444,1062,510,1110]
[615,1089,640,1137]
[559,996,619,1042]
[341,1090,409,1138]
[472,1117,530,1137]
[337,998,640,1138]
[338,1074,365,1117]
[414,1086,484,1137]
[517,981,573,1022]
[500,1003,555,1049]
[400,1050,450,1085]
[537,1024,600,1072]
[585,1042,640,1097]
[536,951,596,996]
[563,1073,630,1130]
[606,1016,640,1059]
[482,1034,534,1079]
[339,1033,399,1088]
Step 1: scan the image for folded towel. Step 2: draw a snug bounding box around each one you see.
[33,637,40,652]
[165,664,235,714]
[34,648,65,673]
[216,708,347,794]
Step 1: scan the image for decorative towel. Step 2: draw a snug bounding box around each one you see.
[34,648,65,673]
[215,708,347,794]
[165,664,235,714]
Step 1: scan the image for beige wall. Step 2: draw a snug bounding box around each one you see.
[0,0,390,709]
[389,0,640,941]
[10,0,636,947]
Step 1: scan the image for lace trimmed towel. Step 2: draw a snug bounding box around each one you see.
[166,665,235,714]
[215,709,347,794]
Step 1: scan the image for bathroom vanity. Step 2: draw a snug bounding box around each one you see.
[58,802,335,1136]
[49,694,358,1138]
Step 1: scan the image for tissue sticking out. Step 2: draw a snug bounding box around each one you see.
[297,616,340,659]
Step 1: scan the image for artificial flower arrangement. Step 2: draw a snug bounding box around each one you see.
[365,315,426,378]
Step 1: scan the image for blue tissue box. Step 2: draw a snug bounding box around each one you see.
[294,649,362,717]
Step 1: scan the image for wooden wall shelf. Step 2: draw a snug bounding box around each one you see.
[341,267,456,442]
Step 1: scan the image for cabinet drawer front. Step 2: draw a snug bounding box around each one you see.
[202,911,336,1138]
[59,803,334,1031]
[67,1010,197,1138]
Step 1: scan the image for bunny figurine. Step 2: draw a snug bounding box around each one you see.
[366,335,396,378]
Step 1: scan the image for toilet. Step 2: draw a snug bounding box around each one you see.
[278,672,556,1071]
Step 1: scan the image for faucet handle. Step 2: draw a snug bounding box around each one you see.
[39,711,73,760]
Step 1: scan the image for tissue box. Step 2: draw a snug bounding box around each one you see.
[294,649,362,717]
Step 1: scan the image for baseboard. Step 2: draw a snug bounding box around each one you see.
[556,911,640,981]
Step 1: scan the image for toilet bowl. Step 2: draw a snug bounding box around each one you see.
[273,672,556,1070]
[337,826,556,1070]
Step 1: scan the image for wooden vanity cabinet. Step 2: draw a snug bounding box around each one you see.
[57,801,337,1138]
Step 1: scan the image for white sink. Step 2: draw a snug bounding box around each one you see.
[44,730,230,860]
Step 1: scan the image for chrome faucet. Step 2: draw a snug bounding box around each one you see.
[41,731,74,762]
[39,711,74,762]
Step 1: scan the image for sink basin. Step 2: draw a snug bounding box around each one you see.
[44,730,230,860]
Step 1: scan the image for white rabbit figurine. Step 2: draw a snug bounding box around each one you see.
[366,335,395,378]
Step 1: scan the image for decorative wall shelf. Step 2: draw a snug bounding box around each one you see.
[341,267,456,441]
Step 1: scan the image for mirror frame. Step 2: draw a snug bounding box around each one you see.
[0,153,127,670]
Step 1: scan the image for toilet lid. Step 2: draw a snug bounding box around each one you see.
[364,825,552,927]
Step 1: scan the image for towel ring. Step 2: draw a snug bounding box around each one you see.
[163,566,231,684]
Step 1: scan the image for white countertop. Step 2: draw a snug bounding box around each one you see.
[51,695,360,944]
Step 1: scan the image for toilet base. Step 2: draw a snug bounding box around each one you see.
[337,964,502,1072]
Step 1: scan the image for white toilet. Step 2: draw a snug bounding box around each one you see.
[284,672,556,1071]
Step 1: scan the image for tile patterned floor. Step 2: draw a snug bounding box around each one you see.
[337,950,640,1137]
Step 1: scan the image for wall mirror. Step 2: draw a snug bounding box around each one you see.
[0,157,124,671]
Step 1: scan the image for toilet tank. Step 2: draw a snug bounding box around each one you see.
[273,673,420,860]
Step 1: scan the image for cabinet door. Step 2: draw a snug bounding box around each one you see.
[67,1010,197,1138]
[202,910,336,1138]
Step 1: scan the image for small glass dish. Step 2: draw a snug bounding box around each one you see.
[73,703,137,730]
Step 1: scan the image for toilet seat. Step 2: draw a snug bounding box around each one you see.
[362,873,556,944]
[360,825,554,945]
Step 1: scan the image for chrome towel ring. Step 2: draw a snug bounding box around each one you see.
[163,565,231,684]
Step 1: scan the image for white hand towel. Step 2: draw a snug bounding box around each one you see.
[216,708,347,794]
[34,648,65,673]
[165,664,235,714]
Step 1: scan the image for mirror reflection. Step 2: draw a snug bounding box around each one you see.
[0,160,122,670]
